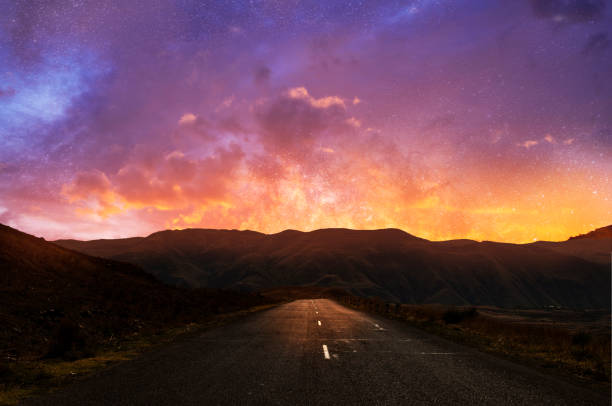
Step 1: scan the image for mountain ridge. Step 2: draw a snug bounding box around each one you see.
[568,225,612,240]
[55,224,612,244]
[54,225,611,309]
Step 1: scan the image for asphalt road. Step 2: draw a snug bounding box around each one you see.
[27,299,609,405]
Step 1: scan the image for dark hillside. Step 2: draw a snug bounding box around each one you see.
[0,224,270,360]
[56,227,611,309]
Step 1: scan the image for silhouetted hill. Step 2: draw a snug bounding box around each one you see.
[0,224,269,359]
[55,227,611,309]
[569,225,612,240]
[529,225,612,265]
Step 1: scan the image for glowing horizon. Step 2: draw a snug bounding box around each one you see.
[46,223,610,245]
[1,1,610,243]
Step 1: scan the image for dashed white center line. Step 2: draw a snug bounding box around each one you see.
[317,320,321,326]
[419,352,455,355]
[322,345,330,359]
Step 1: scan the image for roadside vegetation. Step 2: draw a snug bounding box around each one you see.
[339,295,611,387]
[0,296,278,406]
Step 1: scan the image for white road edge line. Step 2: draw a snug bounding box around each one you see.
[317,320,321,326]
[322,345,330,359]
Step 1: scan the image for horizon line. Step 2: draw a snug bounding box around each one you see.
[14,223,608,245]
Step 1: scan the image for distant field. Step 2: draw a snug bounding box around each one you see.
[475,307,611,335]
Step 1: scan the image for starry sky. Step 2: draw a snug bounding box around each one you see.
[0,0,610,242]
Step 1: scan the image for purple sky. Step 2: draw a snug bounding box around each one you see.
[0,0,610,242]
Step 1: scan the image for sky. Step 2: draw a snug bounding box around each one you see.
[0,0,610,242]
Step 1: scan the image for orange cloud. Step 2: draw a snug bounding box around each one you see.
[287,87,346,109]
[346,117,361,127]
[62,144,245,219]
[61,170,121,217]
[517,140,538,148]
[50,87,611,244]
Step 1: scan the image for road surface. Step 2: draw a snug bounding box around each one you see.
[27,299,609,405]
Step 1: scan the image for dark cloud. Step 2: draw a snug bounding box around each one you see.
[530,0,606,23]
[254,66,271,85]
[582,32,610,55]
[217,116,248,135]
[591,127,612,149]
[256,88,350,155]
[0,88,16,98]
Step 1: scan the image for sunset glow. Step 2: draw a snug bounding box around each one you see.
[1,1,610,242]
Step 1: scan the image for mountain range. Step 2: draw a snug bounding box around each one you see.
[0,224,267,358]
[54,225,612,309]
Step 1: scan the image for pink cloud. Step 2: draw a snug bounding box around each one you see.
[517,140,538,148]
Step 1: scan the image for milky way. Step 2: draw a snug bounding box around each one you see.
[0,0,610,242]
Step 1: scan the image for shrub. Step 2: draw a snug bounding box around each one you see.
[443,307,478,324]
[46,318,85,359]
[571,331,592,347]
